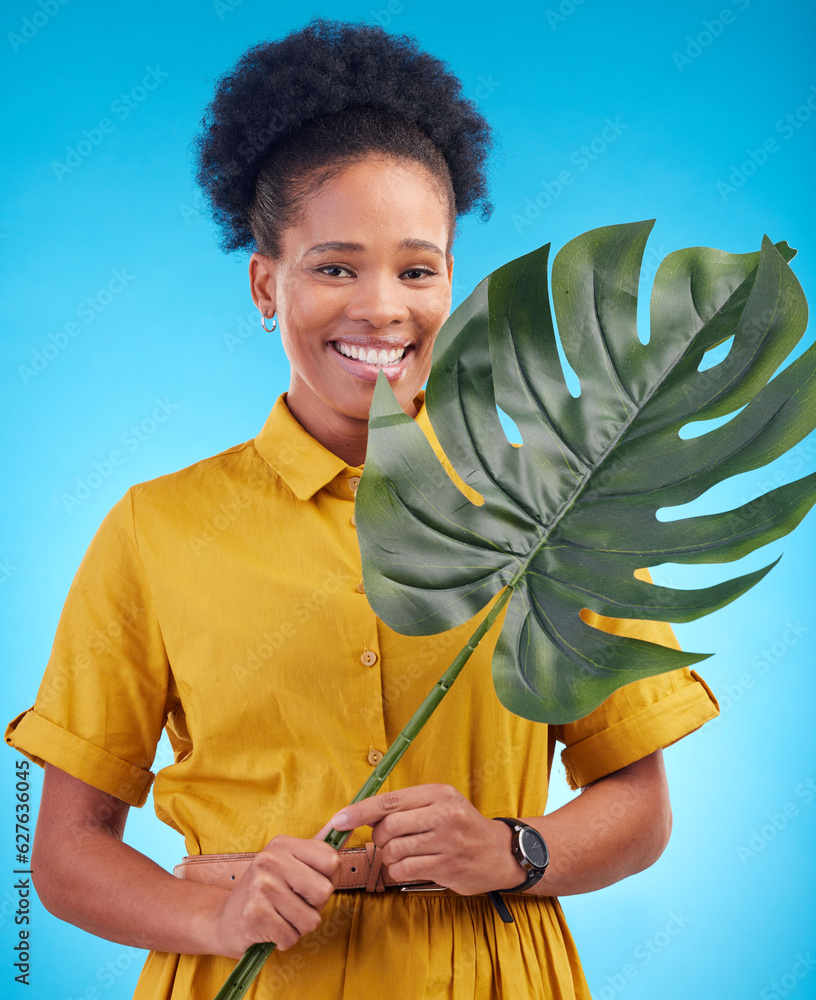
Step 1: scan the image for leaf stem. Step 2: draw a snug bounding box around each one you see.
[212,585,514,1000]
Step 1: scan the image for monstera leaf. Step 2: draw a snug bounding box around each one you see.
[356,220,815,723]
[214,221,814,998]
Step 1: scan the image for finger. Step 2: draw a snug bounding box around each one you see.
[284,861,337,909]
[331,786,440,831]
[259,836,341,882]
[267,892,323,949]
[312,819,333,840]
[370,803,441,845]
[229,866,326,952]
[378,828,442,865]
[383,850,450,888]
[251,853,337,910]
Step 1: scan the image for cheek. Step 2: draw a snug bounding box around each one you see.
[280,306,322,353]
[428,289,452,327]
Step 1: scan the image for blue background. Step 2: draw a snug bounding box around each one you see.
[1,0,814,998]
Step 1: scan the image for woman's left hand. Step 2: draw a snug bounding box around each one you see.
[330,784,521,895]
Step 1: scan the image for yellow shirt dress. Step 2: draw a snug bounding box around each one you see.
[5,392,719,1000]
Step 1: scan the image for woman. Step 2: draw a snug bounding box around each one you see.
[5,18,718,999]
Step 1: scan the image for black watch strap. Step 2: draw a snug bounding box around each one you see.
[487,817,549,925]
[493,817,549,891]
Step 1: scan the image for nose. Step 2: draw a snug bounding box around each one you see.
[344,272,410,328]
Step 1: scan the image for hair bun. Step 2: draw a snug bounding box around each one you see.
[195,17,494,252]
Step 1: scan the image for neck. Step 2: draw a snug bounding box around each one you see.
[284,380,421,467]
[312,418,369,468]
[283,394,368,467]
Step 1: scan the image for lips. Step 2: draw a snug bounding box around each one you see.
[334,342,406,366]
[328,339,414,381]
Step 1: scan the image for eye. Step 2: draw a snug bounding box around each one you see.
[402,266,439,280]
[316,264,354,278]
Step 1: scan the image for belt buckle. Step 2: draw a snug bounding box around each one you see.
[399,882,446,892]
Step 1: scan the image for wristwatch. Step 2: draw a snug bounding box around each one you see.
[487,818,549,924]
[493,817,549,891]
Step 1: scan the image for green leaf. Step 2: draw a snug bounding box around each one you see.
[356,221,814,723]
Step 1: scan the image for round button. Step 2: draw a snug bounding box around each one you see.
[361,650,377,667]
[348,476,361,494]
[355,579,366,594]
[350,512,356,526]
[367,748,384,765]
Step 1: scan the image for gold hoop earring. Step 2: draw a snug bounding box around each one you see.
[261,313,277,333]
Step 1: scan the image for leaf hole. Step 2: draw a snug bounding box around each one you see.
[678,404,746,440]
[655,460,773,521]
[698,334,735,372]
[554,333,581,398]
[496,404,522,445]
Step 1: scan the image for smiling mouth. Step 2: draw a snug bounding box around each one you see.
[331,342,408,366]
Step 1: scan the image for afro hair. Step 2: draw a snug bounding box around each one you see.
[194,17,495,254]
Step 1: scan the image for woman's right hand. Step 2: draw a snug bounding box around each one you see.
[204,830,342,957]
[33,765,343,960]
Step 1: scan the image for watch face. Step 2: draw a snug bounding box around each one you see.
[519,828,549,869]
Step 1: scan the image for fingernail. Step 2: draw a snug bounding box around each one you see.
[331,811,349,829]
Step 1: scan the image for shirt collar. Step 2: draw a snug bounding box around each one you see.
[253,390,478,504]
[254,394,351,500]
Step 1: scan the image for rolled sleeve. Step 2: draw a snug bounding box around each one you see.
[4,489,171,806]
[6,710,155,807]
[556,668,719,789]
[553,584,720,789]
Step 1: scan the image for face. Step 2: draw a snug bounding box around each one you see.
[249,155,454,446]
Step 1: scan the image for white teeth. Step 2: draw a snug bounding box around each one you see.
[334,342,406,366]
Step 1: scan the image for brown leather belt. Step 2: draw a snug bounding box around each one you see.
[173,844,444,894]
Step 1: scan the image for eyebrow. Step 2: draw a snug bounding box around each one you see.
[303,238,446,259]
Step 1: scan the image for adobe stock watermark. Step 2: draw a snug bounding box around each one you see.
[545,0,589,30]
[34,600,145,713]
[188,445,307,555]
[223,309,261,353]
[61,398,180,514]
[511,118,628,234]
[595,910,693,999]
[219,772,323,855]
[716,619,809,714]
[51,66,170,181]
[189,494,252,555]
[17,268,135,385]
[760,951,816,1000]
[213,0,242,19]
[230,565,358,681]
[724,431,816,538]
[61,943,146,1000]
[254,896,358,997]
[736,776,815,866]
[717,84,816,200]
[369,0,413,28]
[672,0,753,72]
[177,187,207,226]
[7,0,70,53]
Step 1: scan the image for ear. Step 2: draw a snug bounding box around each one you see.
[249,252,277,318]
[446,254,454,286]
